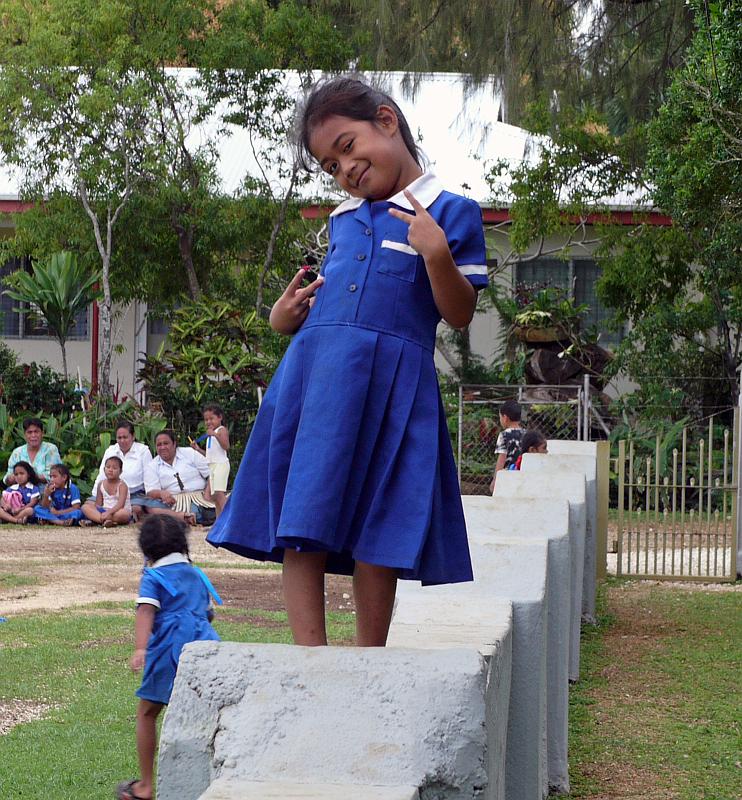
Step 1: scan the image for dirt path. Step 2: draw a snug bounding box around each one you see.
[0,524,355,615]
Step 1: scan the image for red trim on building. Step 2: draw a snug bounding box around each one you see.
[0,200,32,213]
[301,204,672,227]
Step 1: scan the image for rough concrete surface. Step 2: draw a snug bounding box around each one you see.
[397,535,549,800]
[463,497,572,796]
[493,470,587,682]
[197,778,420,799]
[521,452,598,622]
[388,595,513,800]
[158,643,491,800]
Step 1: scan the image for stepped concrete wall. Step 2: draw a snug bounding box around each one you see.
[155,442,601,800]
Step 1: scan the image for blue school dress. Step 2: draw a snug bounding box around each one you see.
[208,173,488,585]
[33,483,83,523]
[136,553,221,705]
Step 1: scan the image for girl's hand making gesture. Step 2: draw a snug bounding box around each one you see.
[270,269,324,335]
[389,191,476,329]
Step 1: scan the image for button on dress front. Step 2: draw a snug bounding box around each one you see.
[207,174,488,585]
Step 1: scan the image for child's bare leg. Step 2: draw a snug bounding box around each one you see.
[0,507,17,523]
[353,561,397,647]
[133,699,163,799]
[16,507,34,523]
[282,550,328,646]
[212,491,226,516]
[111,509,132,524]
[82,502,103,523]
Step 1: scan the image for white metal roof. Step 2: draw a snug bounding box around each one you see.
[0,69,649,210]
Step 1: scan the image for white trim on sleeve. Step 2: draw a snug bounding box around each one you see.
[458,264,488,276]
[137,597,161,608]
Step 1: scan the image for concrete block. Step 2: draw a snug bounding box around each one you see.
[158,642,491,800]
[198,778,420,799]
[546,440,599,456]
[521,453,598,622]
[493,470,587,682]
[464,496,572,795]
[388,596,513,800]
[396,535,549,800]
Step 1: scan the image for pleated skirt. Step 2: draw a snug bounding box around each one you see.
[206,324,472,585]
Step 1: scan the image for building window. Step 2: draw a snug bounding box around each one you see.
[515,257,622,347]
[0,257,90,340]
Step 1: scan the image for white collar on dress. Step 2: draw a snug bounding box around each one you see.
[8,482,34,490]
[150,552,189,568]
[329,172,445,217]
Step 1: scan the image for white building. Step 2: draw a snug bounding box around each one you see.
[0,71,668,398]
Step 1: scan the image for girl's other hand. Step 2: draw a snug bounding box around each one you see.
[130,649,146,672]
[269,269,324,335]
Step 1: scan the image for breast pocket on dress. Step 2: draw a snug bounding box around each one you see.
[377,239,419,283]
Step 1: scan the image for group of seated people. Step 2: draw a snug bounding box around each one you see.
[1,417,221,527]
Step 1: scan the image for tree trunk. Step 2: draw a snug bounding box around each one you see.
[98,257,114,399]
[256,162,299,317]
[174,218,201,301]
[59,339,68,381]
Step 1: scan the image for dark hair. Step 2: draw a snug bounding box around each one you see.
[13,460,39,486]
[115,420,135,436]
[202,403,224,419]
[297,76,421,172]
[500,400,522,422]
[155,429,177,445]
[22,417,44,432]
[138,515,190,563]
[521,430,546,454]
[105,455,123,471]
[49,463,72,505]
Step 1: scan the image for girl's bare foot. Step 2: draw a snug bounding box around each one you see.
[103,519,117,528]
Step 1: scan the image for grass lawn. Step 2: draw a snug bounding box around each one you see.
[560,578,742,800]
[1,578,740,799]
[0,605,355,799]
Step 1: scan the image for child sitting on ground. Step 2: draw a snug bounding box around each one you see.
[489,399,525,492]
[0,461,41,524]
[34,463,83,525]
[511,429,548,471]
[81,455,133,527]
[115,515,221,800]
[190,403,230,518]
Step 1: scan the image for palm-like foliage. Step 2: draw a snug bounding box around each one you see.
[3,251,100,379]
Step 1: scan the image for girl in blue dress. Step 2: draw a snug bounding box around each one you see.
[207,76,488,647]
[0,461,41,524]
[33,463,83,525]
[117,515,220,800]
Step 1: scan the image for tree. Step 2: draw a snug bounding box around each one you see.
[2,252,100,380]
[0,0,168,398]
[488,0,742,419]
[308,0,694,129]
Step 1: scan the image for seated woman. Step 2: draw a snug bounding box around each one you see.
[0,461,41,524]
[91,420,159,521]
[34,463,83,526]
[4,417,61,486]
[145,430,214,525]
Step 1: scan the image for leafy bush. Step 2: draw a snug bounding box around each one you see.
[137,297,277,465]
[0,343,78,414]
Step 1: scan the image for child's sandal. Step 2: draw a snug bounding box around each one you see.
[115,778,151,800]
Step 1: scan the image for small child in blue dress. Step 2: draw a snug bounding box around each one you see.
[34,463,83,525]
[208,76,488,648]
[0,461,40,524]
[116,515,221,800]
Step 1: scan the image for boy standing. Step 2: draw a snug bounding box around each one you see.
[489,399,524,493]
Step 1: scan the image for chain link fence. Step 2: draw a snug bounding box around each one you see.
[443,384,583,494]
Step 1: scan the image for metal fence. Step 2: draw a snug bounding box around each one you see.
[448,384,583,494]
[615,412,739,582]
